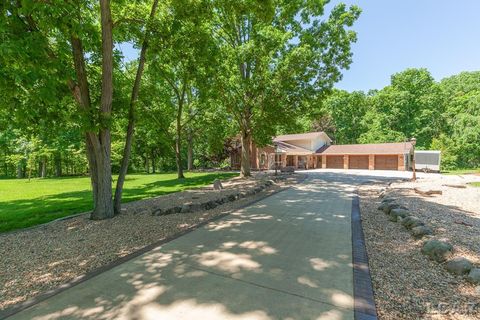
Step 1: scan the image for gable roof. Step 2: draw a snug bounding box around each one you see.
[316,142,413,155]
[273,131,332,143]
[275,141,312,154]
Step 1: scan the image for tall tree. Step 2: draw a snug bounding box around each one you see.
[212,0,361,176]
[149,0,216,179]
[1,0,115,219]
[113,0,160,215]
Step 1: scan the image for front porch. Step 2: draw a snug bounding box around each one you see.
[279,154,322,170]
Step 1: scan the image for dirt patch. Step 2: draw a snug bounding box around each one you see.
[360,176,480,320]
[0,173,304,311]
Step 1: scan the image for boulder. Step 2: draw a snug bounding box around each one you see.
[445,257,473,275]
[401,216,425,229]
[421,240,453,262]
[389,208,410,222]
[180,204,191,213]
[466,268,480,284]
[382,203,407,214]
[213,179,223,190]
[377,202,390,212]
[190,203,202,212]
[227,194,236,202]
[280,166,295,173]
[410,225,433,239]
[152,208,163,216]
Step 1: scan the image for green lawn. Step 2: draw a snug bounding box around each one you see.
[469,182,480,187]
[0,172,236,233]
[442,168,480,175]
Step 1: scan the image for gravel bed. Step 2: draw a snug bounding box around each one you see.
[0,173,304,311]
[360,177,480,320]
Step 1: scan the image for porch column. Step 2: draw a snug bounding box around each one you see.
[281,154,287,167]
[398,154,405,171]
[343,155,349,169]
[322,155,327,169]
[368,155,375,170]
[294,155,298,168]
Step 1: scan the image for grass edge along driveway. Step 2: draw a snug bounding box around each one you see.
[0,172,236,233]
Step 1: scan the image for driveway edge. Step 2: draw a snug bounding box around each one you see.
[352,192,378,320]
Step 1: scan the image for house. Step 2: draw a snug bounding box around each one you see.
[230,131,415,171]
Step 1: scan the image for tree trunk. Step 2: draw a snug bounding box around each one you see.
[151,150,156,173]
[240,129,251,177]
[240,110,252,177]
[41,157,47,178]
[113,0,159,214]
[176,100,185,179]
[67,0,114,220]
[54,153,62,177]
[145,155,150,173]
[187,129,193,171]
[17,162,23,179]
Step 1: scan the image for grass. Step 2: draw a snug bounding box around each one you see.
[0,171,236,233]
[442,168,480,175]
[469,182,480,187]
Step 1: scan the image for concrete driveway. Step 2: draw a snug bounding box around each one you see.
[6,171,387,320]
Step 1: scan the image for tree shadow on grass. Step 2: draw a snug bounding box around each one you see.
[0,172,236,233]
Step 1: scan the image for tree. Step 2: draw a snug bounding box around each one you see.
[1,0,115,219]
[212,1,361,176]
[359,68,443,148]
[148,0,217,179]
[113,0,160,215]
[316,90,367,144]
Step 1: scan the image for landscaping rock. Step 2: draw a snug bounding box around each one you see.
[280,166,295,173]
[389,208,410,222]
[152,208,163,216]
[381,197,395,203]
[401,216,425,229]
[213,179,223,190]
[382,202,407,214]
[180,204,191,213]
[190,203,202,212]
[377,202,390,211]
[466,268,480,284]
[421,239,453,262]
[445,257,473,275]
[410,225,433,239]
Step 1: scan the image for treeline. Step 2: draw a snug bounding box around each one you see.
[293,69,480,169]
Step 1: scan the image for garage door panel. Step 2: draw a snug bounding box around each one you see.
[326,156,344,169]
[348,156,369,169]
[375,155,398,170]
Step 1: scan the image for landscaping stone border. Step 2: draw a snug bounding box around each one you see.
[377,191,480,286]
[0,176,300,319]
[352,193,378,320]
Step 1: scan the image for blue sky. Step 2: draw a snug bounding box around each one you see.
[331,0,480,91]
[120,0,480,92]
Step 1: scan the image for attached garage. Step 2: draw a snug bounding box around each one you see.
[375,155,398,170]
[326,155,344,169]
[348,155,369,169]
